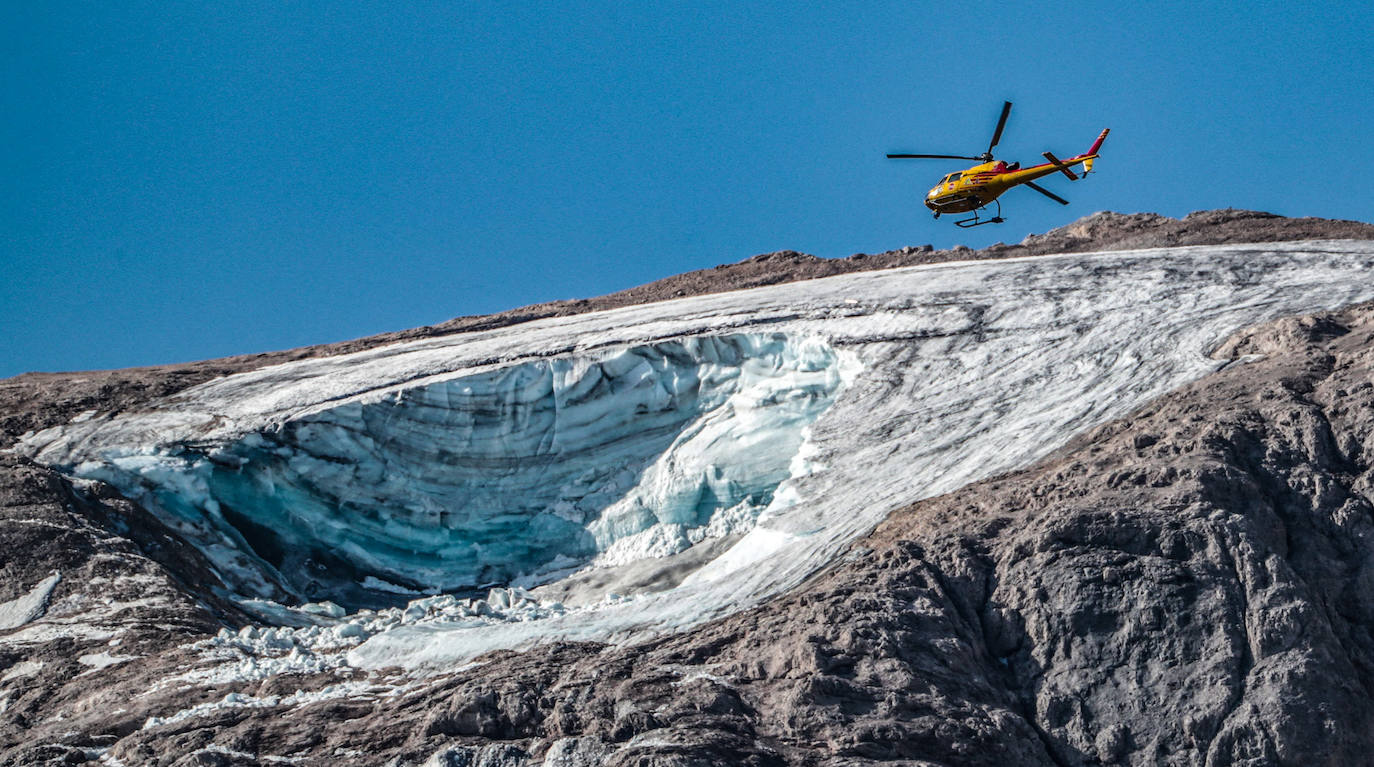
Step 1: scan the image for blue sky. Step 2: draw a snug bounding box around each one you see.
[4,1,1371,376]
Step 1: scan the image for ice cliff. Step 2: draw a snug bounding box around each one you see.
[45,334,852,606]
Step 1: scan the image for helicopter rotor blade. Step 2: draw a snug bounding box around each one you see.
[986,101,1012,156]
[1025,181,1069,205]
[886,153,982,160]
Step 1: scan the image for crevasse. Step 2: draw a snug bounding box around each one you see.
[78,334,850,607]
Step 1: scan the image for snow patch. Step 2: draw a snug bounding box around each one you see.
[0,572,60,631]
[141,682,389,730]
[188,746,304,765]
[1,659,43,682]
[77,651,138,671]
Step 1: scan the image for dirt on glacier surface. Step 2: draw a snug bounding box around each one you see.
[3,209,1374,765]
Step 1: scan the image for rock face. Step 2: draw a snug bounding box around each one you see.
[3,210,1374,765]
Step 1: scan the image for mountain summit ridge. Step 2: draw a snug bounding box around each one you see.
[4,209,1371,449]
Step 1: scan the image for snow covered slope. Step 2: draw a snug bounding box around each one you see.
[18,241,1374,670]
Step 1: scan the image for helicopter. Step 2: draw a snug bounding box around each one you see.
[887,101,1109,228]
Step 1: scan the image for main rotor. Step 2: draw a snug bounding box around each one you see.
[887,100,1013,164]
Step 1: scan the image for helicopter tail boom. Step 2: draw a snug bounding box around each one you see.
[1080,128,1110,174]
[1086,128,1110,156]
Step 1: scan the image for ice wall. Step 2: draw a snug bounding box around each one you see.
[64,334,849,606]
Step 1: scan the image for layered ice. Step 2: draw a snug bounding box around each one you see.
[38,335,851,607]
[19,241,1374,671]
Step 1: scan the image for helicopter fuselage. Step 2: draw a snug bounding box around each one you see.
[924,154,1098,214]
[887,100,1109,227]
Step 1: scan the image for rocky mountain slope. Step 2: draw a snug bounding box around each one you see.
[3,210,1374,765]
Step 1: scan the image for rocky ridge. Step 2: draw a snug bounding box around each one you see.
[3,210,1374,765]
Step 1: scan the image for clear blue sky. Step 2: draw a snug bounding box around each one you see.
[4,1,1371,376]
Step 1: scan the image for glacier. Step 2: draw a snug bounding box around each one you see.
[18,241,1374,672]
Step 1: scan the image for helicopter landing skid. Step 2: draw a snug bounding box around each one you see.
[953,199,1004,228]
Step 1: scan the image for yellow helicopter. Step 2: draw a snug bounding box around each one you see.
[888,101,1109,227]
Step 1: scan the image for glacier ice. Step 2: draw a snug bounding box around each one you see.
[44,334,852,607]
[18,240,1374,672]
